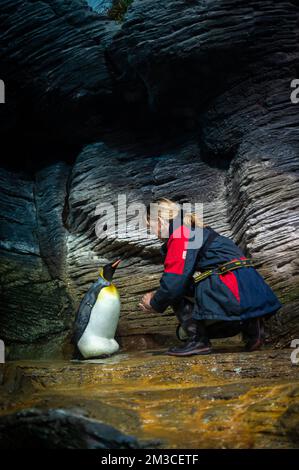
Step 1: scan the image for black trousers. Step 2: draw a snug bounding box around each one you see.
[172,297,244,340]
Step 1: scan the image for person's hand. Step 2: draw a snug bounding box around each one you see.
[139,291,156,312]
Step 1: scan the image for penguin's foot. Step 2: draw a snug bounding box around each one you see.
[78,336,119,359]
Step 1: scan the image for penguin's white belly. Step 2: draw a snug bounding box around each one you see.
[78,286,120,358]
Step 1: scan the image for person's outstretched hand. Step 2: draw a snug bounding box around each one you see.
[139,291,156,312]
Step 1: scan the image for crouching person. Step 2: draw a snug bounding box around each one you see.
[139,198,281,357]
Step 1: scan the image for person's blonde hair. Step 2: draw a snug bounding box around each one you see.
[146,197,205,228]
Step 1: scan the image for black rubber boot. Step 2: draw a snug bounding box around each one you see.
[243,317,265,352]
[166,337,212,356]
[173,296,204,343]
[166,321,212,357]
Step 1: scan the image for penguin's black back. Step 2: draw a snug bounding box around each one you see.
[72,278,109,345]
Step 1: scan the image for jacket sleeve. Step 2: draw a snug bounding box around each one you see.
[150,231,198,313]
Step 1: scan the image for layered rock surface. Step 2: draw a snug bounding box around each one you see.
[1,349,299,448]
[0,0,298,356]
[0,408,142,449]
[0,0,119,142]
[0,167,74,358]
[87,1,113,15]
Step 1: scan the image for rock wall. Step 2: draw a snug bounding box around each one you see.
[0,167,74,359]
[87,1,113,15]
[0,0,298,357]
[0,0,119,143]
[65,140,231,339]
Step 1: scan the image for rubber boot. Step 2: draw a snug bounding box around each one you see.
[173,297,198,341]
[166,321,212,357]
[242,317,265,352]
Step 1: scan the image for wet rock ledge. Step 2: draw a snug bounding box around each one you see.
[1,349,299,449]
[0,0,298,358]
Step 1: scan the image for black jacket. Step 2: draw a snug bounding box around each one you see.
[150,219,217,313]
[150,219,281,322]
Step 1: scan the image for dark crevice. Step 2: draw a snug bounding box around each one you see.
[200,141,239,170]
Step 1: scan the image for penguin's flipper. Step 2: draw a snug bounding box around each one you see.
[73,278,109,344]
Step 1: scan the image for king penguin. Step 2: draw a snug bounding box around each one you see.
[73,259,121,359]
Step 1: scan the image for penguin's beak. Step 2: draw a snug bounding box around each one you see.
[111,259,121,269]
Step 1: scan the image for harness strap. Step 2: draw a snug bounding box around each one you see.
[217,258,253,274]
[193,258,254,284]
[193,270,214,283]
[191,228,219,284]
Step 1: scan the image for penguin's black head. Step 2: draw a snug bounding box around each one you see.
[102,259,121,282]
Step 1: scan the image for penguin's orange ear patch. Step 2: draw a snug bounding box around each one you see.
[99,267,104,277]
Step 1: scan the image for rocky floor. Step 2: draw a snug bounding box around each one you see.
[1,348,299,448]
